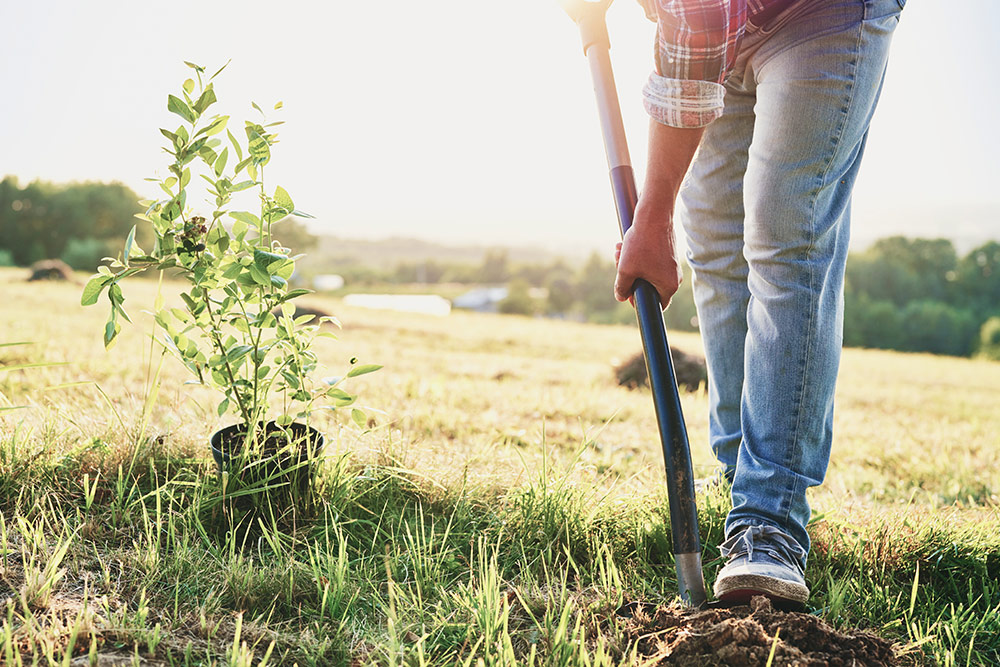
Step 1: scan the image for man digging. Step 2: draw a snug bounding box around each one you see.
[614,0,902,604]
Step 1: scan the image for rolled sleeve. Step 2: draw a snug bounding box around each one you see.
[643,0,745,127]
[643,72,726,128]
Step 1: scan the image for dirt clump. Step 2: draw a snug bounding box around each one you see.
[615,348,707,392]
[28,259,75,282]
[620,596,897,666]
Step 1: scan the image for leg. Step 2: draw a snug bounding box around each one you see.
[677,84,755,480]
[726,0,902,559]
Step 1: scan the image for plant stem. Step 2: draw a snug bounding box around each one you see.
[200,290,252,426]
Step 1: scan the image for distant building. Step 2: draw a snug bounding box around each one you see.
[452,287,509,313]
[313,274,345,291]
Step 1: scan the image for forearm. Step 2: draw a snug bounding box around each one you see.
[638,120,705,225]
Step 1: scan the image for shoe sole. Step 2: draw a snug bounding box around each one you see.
[714,573,809,605]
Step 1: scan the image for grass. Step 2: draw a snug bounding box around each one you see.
[0,267,998,665]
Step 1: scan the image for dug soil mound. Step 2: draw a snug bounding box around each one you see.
[620,596,897,666]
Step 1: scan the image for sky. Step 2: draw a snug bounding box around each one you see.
[2,0,998,257]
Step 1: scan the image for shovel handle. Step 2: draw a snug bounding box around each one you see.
[563,0,708,608]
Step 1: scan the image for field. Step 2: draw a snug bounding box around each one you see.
[1,267,998,665]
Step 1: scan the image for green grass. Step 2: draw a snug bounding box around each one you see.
[0,267,998,665]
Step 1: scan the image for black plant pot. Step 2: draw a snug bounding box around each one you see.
[210,421,325,523]
[211,420,325,471]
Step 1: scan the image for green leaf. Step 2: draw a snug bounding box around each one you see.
[290,209,315,219]
[254,249,286,274]
[251,101,263,115]
[233,157,252,176]
[183,61,205,72]
[196,115,228,138]
[231,218,248,241]
[214,147,229,177]
[347,364,382,378]
[230,211,261,228]
[210,59,231,80]
[277,288,311,304]
[192,87,217,114]
[167,95,196,123]
[226,345,253,364]
[273,101,284,110]
[182,79,195,94]
[274,186,294,215]
[325,387,354,407]
[351,409,367,428]
[247,130,270,165]
[81,275,110,306]
[103,319,121,349]
[180,292,199,313]
[217,398,229,416]
[123,225,136,265]
[249,264,270,286]
[227,129,244,162]
[206,226,230,255]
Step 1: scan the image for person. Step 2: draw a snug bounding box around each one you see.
[613,0,903,604]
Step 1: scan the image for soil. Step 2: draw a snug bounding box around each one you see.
[28,259,75,282]
[617,596,897,666]
[614,348,707,392]
[211,421,323,472]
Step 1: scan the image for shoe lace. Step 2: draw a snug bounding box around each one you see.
[720,525,806,574]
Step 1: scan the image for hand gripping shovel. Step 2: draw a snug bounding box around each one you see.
[561,0,707,607]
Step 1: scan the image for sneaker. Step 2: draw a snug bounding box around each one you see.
[713,524,809,605]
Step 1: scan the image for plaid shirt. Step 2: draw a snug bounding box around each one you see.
[639,0,796,127]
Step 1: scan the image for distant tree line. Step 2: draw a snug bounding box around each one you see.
[336,240,1000,358]
[844,237,1000,358]
[1,178,996,358]
[0,176,146,269]
[331,248,698,331]
[0,176,316,271]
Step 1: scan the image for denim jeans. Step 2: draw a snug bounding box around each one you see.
[677,0,903,563]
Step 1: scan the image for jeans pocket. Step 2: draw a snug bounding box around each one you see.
[865,0,902,20]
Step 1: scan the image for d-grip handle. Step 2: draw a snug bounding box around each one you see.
[560,0,615,54]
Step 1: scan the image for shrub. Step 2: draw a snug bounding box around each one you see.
[61,237,113,271]
[978,316,1000,361]
[844,294,904,350]
[498,280,537,316]
[898,300,978,357]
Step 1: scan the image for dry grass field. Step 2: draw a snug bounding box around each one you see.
[1,267,998,665]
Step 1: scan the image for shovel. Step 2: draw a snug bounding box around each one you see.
[561,0,707,606]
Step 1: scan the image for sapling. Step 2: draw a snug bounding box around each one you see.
[82,61,378,466]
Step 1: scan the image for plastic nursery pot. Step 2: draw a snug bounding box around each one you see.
[210,420,325,475]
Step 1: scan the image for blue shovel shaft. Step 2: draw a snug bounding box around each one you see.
[610,165,701,558]
[567,0,707,606]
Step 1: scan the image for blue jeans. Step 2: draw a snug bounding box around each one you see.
[677,0,903,563]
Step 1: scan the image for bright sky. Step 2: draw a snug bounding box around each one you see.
[2,0,998,256]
